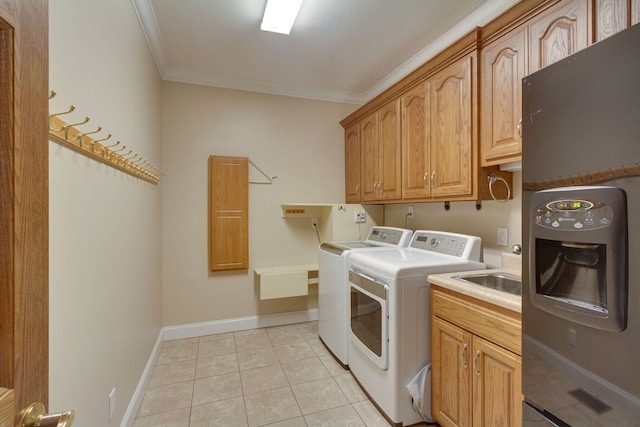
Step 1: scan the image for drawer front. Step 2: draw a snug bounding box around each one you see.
[432,287,521,355]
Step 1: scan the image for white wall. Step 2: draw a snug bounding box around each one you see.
[48,1,163,426]
[385,172,522,267]
[162,82,358,326]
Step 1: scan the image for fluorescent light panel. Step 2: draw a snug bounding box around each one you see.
[261,0,303,35]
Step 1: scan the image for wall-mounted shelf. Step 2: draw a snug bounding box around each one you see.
[280,203,335,218]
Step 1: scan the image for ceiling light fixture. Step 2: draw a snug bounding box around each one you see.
[261,0,303,35]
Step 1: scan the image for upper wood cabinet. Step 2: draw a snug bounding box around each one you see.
[480,27,526,166]
[344,124,361,203]
[592,0,630,42]
[360,100,402,202]
[528,0,589,73]
[480,0,589,166]
[401,53,480,201]
[401,82,431,199]
[342,29,512,204]
[590,0,640,42]
[430,54,474,198]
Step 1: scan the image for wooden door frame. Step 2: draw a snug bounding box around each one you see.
[0,0,49,423]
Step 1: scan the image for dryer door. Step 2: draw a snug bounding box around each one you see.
[348,269,389,370]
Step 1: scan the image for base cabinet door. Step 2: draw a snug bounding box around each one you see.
[472,336,522,427]
[432,287,522,427]
[432,317,472,427]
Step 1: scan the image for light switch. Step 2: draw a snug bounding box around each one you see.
[497,227,509,246]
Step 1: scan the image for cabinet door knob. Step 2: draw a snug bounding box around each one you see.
[431,171,436,188]
[423,172,429,189]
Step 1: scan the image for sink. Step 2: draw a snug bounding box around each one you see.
[453,272,522,296]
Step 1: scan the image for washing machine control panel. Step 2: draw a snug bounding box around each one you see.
[367,227,413,246]
[410,231,482,261]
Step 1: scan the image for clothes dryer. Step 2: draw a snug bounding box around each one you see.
[347,231,485,425]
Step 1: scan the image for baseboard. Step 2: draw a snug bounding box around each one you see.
[120,332,163,427]
[161,308,318,341]
[120,308,318,426]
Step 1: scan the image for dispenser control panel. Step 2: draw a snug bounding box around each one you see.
[534,198,614,230]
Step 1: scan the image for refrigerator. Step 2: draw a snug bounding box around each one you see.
[521,23,640,426]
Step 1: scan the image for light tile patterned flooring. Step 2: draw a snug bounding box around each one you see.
[133,321,431,426]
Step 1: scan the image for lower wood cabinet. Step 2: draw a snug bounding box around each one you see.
[431,287,522,427]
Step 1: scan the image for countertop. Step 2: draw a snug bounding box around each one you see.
[428,252,522,313]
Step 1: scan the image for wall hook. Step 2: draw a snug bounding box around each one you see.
[90,133,112,154]
[48,105,76,131]
[101,140,121,158]
[112,148,130,163]
[49,90,57,100]
[63,116,90,141]
[78,126,102,149]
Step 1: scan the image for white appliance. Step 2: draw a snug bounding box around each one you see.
[318,226,413,366]
[347,231,485,426]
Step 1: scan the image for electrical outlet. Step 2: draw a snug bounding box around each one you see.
[311,218,318,229]
[407,205,414,218]
[497,227,509,247]
[354,210,366,223]
[109,388,116,421]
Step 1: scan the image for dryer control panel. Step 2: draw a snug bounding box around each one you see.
[410,231,482,261]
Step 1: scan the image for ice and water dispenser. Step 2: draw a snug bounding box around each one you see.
[529,186,628,331]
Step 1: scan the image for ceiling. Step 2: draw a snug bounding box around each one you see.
[132,0,518,104]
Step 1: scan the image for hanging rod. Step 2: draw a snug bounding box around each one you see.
[48,90,163,184]
[249,159,277,184]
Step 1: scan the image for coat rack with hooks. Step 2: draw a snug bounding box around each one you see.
[48,91,164,184]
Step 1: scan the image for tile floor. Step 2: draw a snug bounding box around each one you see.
[133,321,431,426]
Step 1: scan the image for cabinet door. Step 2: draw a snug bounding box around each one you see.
[401,82,431,199]
[209,156,249,271]
[430,54,473,198]
[344,124,361,203]
[378,100,402,200]
[360,112,379,202]
[480,27,526,166]
[528,0,589,73]
[472,336,522,427]
[592,0,630,42]
[432,317,472,427]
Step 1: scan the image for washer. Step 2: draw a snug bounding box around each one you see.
[347,231,485,426]
[318,226,413,366]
